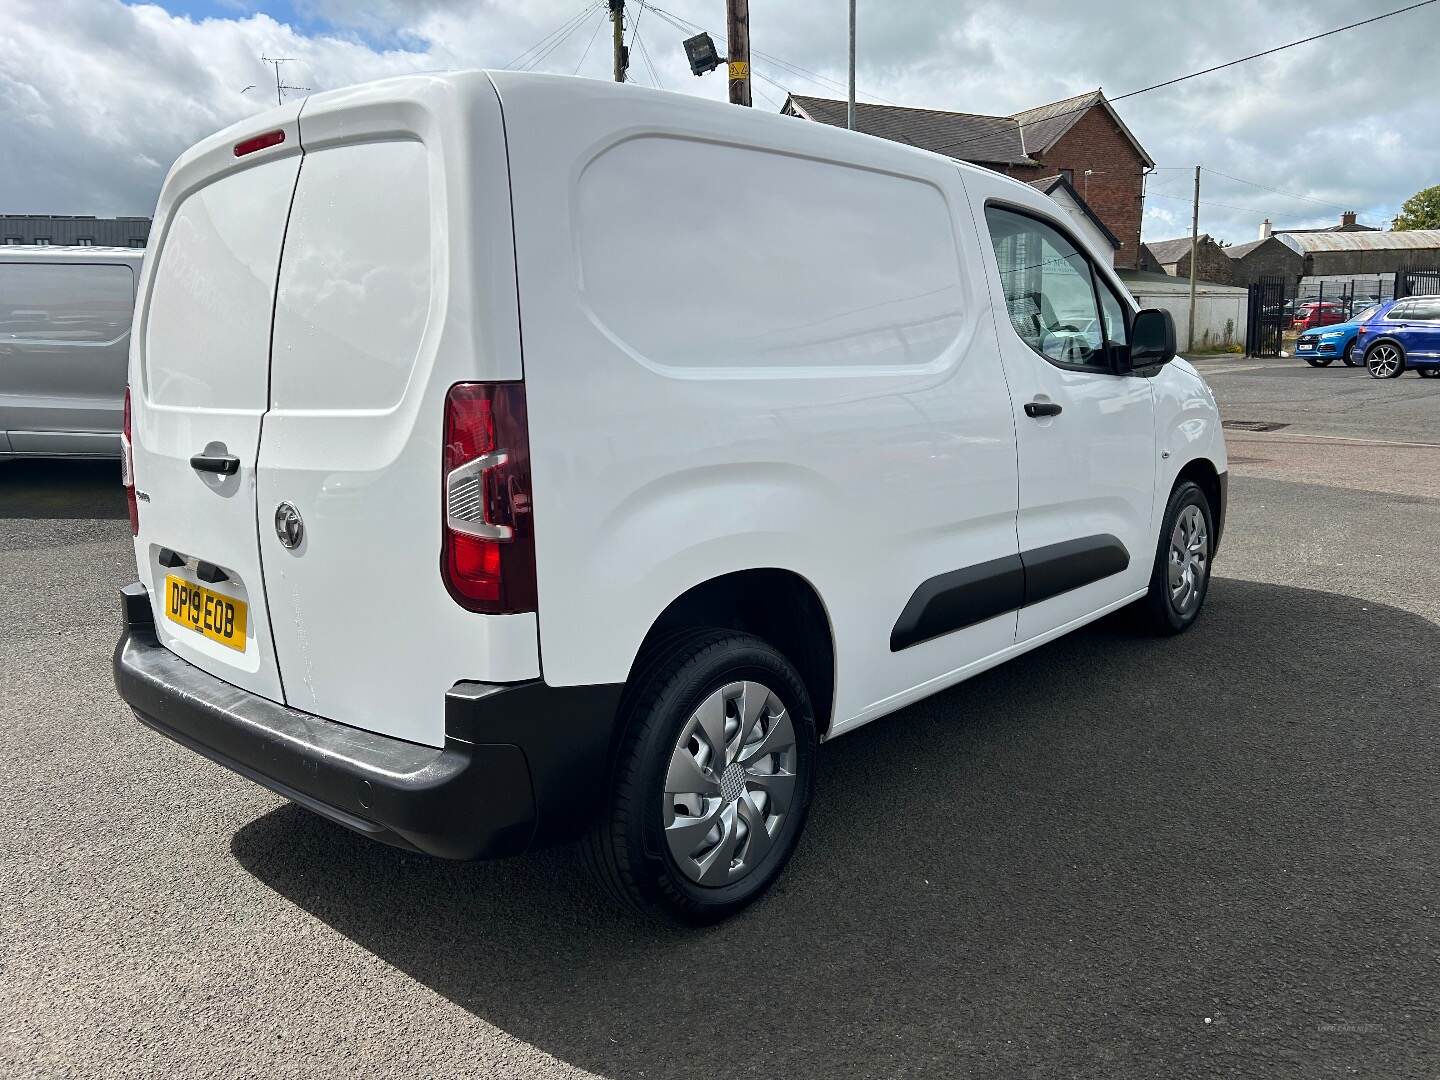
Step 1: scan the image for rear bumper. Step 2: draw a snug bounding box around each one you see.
[113,582,622,860]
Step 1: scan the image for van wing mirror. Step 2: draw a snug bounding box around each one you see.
[1130,308,1176,369]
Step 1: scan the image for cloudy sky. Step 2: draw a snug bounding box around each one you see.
[3,0,1436,245]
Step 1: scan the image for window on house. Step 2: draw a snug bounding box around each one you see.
[33,238,51,246]
[128,239,145,248]
[1059,168,1074,184]
[3,238,20,245]
[76,238,94,246]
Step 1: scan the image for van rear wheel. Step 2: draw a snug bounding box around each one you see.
[583,629,817,924]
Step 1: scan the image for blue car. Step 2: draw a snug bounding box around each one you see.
[1294,302,1384,367]
[1354,297,1440,379]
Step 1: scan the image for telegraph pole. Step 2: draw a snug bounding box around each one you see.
[726,0,751,106]
[847,0,856,129]
[1188,165,1200,352]
[610,0,628,82]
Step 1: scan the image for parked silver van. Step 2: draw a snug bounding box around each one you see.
[0,246,143,458]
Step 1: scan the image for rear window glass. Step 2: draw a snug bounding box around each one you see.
[575,135,965,373]
[144,158,300,409]
[269,140,432,411]
[0,263,133,343]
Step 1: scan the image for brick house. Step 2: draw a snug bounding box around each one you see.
[782,90,1154,269]
[1139,235,1234,285]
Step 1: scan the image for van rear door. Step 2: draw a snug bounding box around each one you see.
[130,107,303,700]
[255,78,533,748]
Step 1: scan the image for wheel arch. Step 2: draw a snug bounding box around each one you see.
[1174,457,1226,556]
[629,567,838,738]
[1364,336,1407,366]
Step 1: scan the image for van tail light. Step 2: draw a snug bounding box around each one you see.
[441,383,537,613]
[121,386,139,537]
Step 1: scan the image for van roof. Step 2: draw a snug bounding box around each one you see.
[208,69,1029,193]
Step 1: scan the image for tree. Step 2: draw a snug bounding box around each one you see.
[1393,184,1440,231]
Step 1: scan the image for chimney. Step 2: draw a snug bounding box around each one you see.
[1259,218,1272,240]
[1341,211,1357,228]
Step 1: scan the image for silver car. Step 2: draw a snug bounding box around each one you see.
[0,246,143,458]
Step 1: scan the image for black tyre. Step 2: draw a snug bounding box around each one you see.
[584,629,818,925]
[1418,367,1440,379]
[1138,480,1214,635]
[1342,341,1357,366]
[1304,354,1333,367]
[1366,341,1405,379]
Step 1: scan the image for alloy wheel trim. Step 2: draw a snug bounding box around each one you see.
[1167,503,1209,616]
[661,680,798,887]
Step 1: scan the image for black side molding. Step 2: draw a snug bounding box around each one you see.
[1020,534,1130,607]
[890,534,1131,652]
[890,554,1025,652]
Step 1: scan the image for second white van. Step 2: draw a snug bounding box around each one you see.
[114,72,1227,924]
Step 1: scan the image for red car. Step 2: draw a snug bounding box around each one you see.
[1292,302,1347,332]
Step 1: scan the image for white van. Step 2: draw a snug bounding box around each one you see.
[0,246,143,458]
[114,72,1227,924]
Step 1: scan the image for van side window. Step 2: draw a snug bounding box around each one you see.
[1096,276,1129,350]
[984,206,1111,371]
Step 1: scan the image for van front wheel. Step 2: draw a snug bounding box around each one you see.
[1139,480,1214,635]
[584,630,817,924]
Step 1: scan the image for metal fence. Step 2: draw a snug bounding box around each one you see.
[1245,273,1438,357]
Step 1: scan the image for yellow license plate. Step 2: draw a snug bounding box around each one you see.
[163,574,248,652]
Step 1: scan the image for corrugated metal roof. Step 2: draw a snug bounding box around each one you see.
[1280,229,1440,253]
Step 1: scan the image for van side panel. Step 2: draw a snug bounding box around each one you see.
[492,74,1021,734]
[0,257,137,456]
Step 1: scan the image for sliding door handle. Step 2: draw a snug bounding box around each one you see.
[1024,401,1063,419]
[190,452,240,475]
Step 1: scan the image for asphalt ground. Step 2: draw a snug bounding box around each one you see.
[1,355,1437,1079]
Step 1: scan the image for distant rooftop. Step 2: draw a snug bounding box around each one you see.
[783,89,1153,168]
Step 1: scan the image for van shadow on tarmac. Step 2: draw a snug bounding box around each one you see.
[232,579,1440,1079]
[0,458,127,521]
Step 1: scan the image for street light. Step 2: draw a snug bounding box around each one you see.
[683,32,723,76]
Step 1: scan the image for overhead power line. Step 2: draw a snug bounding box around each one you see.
[929,0,1438,157]
[505,4,596,70]
[1202,167,1362,215]
[645,4,897,105]
[574,9,608,75]
[519,6,599,71]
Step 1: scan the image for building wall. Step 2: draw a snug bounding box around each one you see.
[1123,280,1248,352]
[1154,241,1234,285]
[999,108,1146,270]
[1045,185,1115,266]
[0,215,150,247]
[1306,246,1440,277]
[1228,239,1305,287]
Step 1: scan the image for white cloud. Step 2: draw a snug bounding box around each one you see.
[2,0,1437,242]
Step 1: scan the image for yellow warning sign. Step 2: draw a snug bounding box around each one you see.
[728,61,750,80]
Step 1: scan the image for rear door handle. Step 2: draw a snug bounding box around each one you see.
[189,452,240,475]
[1024,401,1063,418]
